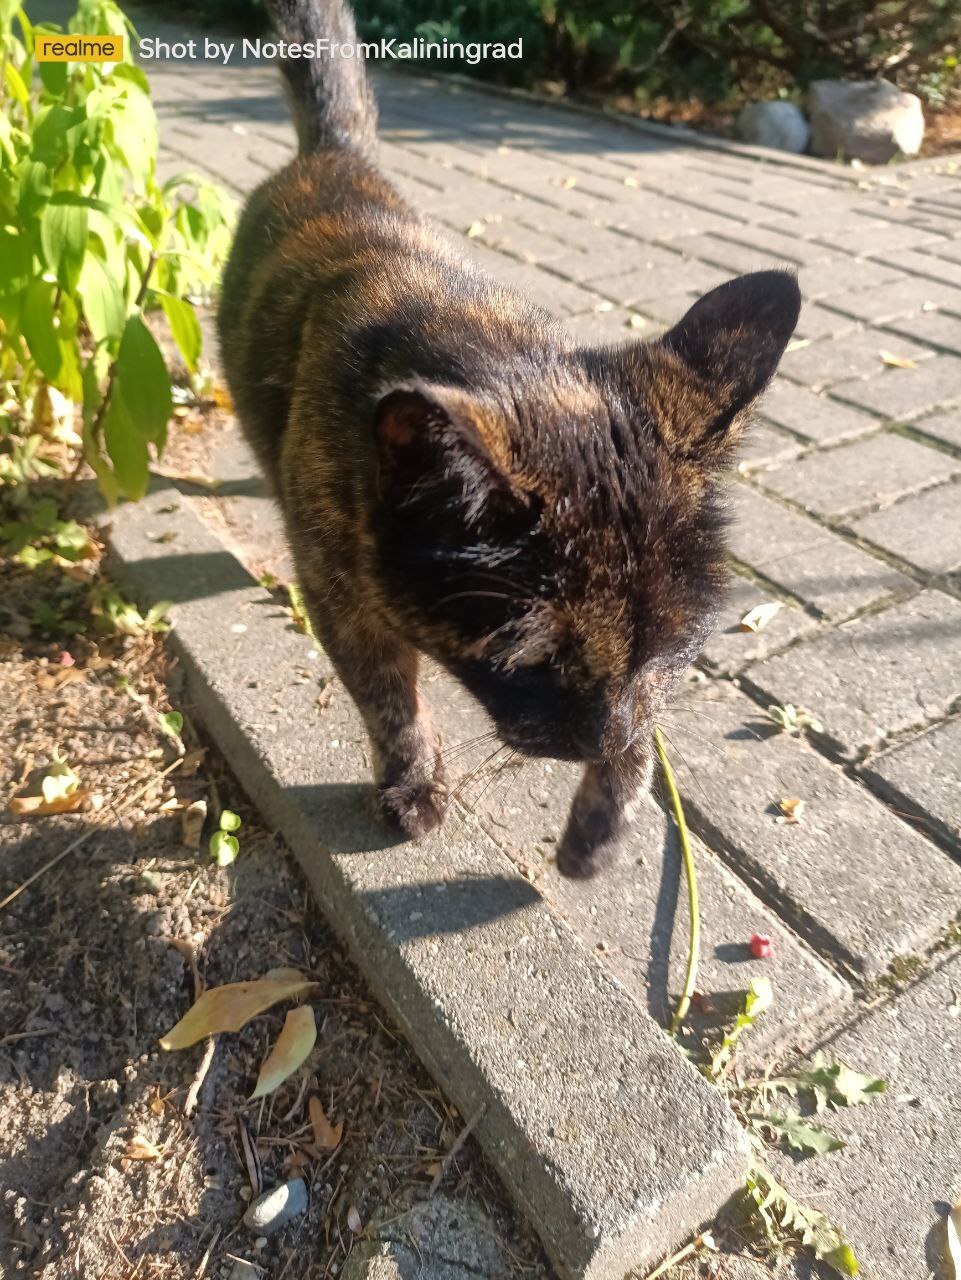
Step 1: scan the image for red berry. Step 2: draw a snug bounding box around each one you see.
[58,651,75,667]
[750,934,773,959]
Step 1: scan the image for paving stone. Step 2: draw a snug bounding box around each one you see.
[792,302,860,342]
[671,233,786,276]
[733,420,805,472]
[913,407,961,451]
[796,258,904,302]
[881,246,961,289]
[884,307,961,356]
[493,263,606,316]
[741,589,961,761]
[825,276,961,324]
[773,955,961,1279]
[729,485,912,621]
[103,490,749,1280]
[589,260,728,307]
[698,572,819,676]
[832,353,961,422]
[780,328,934,390]
[757,433,960,518]
[563,307,656,347]
[851,482,961,576]
[761,382,881,445]
[859,717,961,852]
[673,681,961,977]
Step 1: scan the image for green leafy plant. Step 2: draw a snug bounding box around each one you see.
[0,0,234,502]
[210,808,242,866]
[90,582,170,635]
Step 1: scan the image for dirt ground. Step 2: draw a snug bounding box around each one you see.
[0,525,551,1279]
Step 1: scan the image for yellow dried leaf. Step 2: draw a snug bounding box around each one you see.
[623,175,640,188]
[466,220,486,238]
[879,350,918,370]
[628,314,647,330]
[308,1094,344,1151]
[8,788,96,817]
[739,602,782,633]
[776,797,805,825]
[180,799,207,849]
[159,974,318,1050]
[785,337,811,353]
[250,1005,317,1099]
[124,1136,163,1161]
[559,175,577,188]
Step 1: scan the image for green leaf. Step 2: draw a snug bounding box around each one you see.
[159,293,201,371]
[768,1056,887,1113]
[0,227,33,299]
[38,58,68,96]
[79,250,126,345]
[711,977,773,1078]
[102,391,149,498]
[113,314,172,446]
[750,1113,844,1156]
[41,197,88,288]
[158,710,183,738]
[219,809,242,833]
[210,829,239,867]
[20,280,61,381]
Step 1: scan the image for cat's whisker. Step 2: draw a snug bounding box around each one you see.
[438,730,500,763]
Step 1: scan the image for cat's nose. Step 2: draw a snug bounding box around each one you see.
[574,697,636,761]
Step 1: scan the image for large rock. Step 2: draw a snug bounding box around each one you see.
[737,100,810,153]
[808,79,924,162]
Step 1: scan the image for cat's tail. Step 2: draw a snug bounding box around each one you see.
[262,0,377,156]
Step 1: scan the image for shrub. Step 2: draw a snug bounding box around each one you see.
[0,0,235,504]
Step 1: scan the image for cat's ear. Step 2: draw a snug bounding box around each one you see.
[652,269,801,464]
[372,384,514,521]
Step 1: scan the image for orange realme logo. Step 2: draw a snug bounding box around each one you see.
[36,34,124,62]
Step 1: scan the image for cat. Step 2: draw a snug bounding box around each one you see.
[218,0,800,878]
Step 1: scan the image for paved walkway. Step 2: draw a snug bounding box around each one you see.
[133,14,960,1279]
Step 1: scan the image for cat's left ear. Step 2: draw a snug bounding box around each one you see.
[650,269,801,465]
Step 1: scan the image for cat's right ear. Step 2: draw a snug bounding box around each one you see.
[372,384,515,523]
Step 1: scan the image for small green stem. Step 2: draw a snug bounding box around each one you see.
[654,726,699,1036]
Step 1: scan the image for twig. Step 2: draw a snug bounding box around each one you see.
[184,1037,217,1118]
[194,1224,221,1278]
[654,726,699,1037]
[428,1102,487,1196]
[0,757,183,912]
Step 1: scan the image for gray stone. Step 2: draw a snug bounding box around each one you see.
[860,718,961,852]
[780,327,934,390]
[103,491,749,1280]
[242,1179,308,1234]
[771,955,961,1279]
[757,433,959,518]
[736,101,810,154]
[341,1196,512,1280]
[797,256,903,303]
[808,79,924,163]
[741,589,961,761]
[825,276,961,324]
[589,260,727,308]
[833,353,961,422]
[852,482,961,576]
[760,382,880,446]
[728,485,913,621]
[732,420,805,473]
[886,308,961,357]
[672,681,961,978]
[228,1263,260,1280]
[914,407,961,450]
[698,573,819,676]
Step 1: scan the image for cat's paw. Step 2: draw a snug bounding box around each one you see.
[556,805,622,879]
[378,774,449,840]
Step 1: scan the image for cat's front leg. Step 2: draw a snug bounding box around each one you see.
[556,741,653,878]
[301,593,448,839]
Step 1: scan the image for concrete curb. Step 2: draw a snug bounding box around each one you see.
[101,484,749,1280]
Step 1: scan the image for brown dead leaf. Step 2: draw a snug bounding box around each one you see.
[250,1005,317,1099]
[180,799,207,849]
[7,788,98,817]
[739,602,782,633]
[180,748,207,777]
[308,1094,344,1151]
[879,350,918,370]
[557,175,577,188]
[124,1136,163,1161]
[159,974,318,1050]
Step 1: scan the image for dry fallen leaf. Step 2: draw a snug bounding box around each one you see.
[879,350,918,370]
[124,1136,163,1161]
[628,313,647,330]
[947,1201,961,1278]
[557,175,577,188]
[466,220,486,238]
[776,797,805,825]
[740,602,782,633]
[180,799,207,849]
[159,974,318,1050]
[308,1094,344,1151]
[7,788,97,817]
[250,1006,317,1100]
[347,1204,363,1235]
[623,175,640,188]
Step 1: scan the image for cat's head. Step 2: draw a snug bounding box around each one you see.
[369,270,800,762]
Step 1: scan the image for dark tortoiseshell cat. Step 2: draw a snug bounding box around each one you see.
[218,0,800,877]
